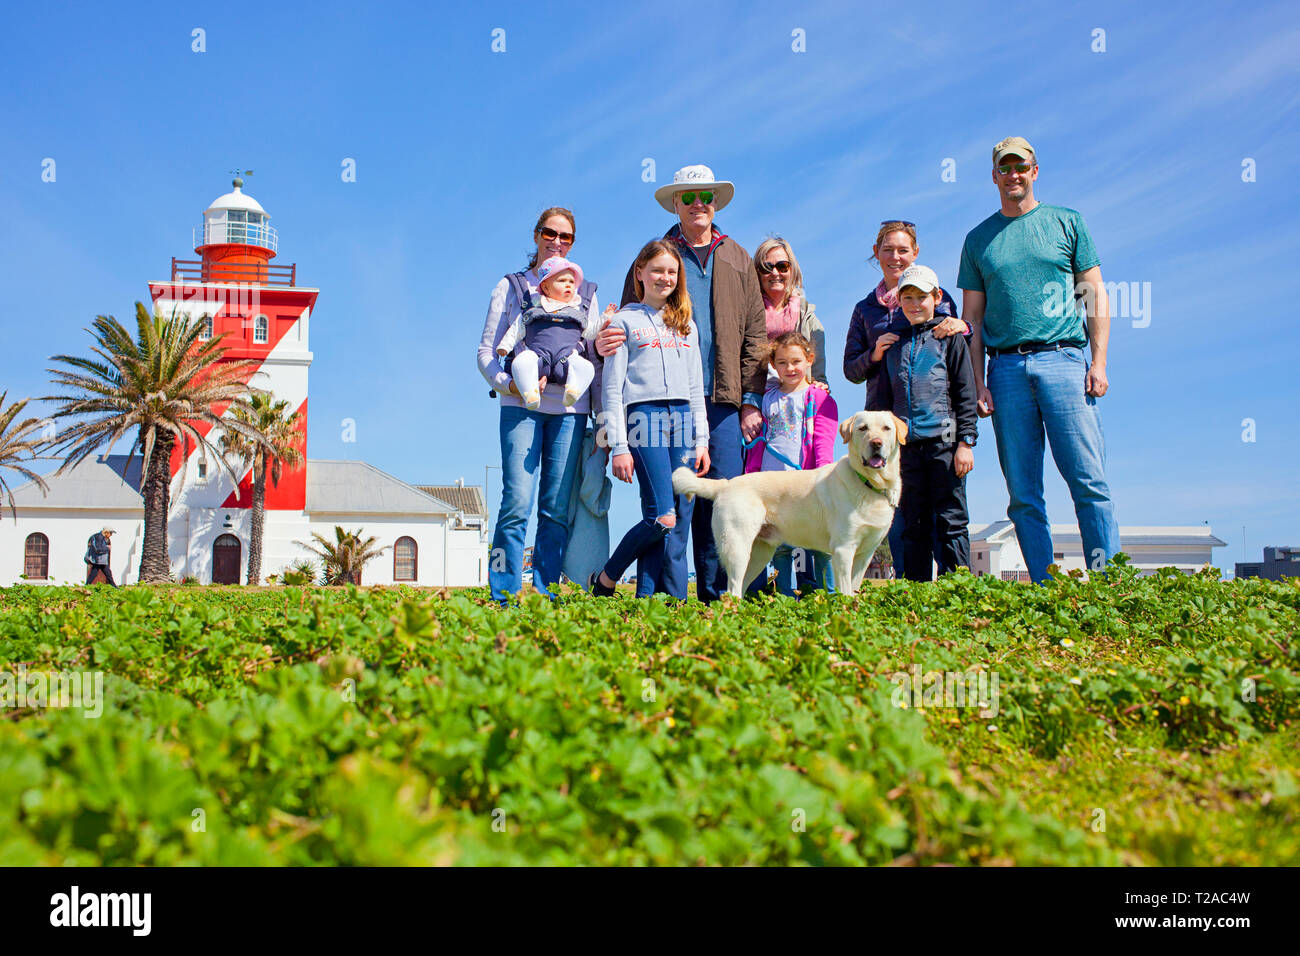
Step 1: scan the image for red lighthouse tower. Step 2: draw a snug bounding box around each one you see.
[148,178,318,511]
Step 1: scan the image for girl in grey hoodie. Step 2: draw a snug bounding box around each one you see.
[590,241,710,599]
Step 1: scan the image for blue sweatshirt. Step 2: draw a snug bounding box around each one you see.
[600,303,709,457]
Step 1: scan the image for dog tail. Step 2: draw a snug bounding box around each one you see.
[671,466,728,501]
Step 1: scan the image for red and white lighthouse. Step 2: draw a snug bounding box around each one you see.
[148,179,319,580]
[1,178,491,588]
[149,179,316,506]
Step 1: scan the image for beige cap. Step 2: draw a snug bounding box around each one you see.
[897,264,940,295]
[993,136,1036,165]
[102,526,115,535]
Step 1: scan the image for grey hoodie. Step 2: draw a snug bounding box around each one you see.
[600,303,709,457]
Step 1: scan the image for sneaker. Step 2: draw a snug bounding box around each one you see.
[588,571,616,597]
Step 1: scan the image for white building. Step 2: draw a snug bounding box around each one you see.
[969,520,1227,579]
[3,180,488,588]
[5,457,488,587]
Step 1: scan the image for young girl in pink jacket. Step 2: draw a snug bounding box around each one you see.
[743,331,838,596]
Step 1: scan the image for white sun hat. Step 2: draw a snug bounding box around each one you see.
[653,164,735,213]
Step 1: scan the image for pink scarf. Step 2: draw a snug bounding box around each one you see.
[874,280,898,311]
[764,290,800,338]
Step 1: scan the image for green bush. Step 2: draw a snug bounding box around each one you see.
[0,565,1295,865]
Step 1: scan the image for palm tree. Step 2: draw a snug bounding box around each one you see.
[295,526,389,586]
[0,392,50,521]
[45,304,271,583]
[220,392,304,585]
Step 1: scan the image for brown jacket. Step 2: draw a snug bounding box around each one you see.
[621,227,768,409]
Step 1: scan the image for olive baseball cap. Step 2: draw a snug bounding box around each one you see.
[993,136,1036,165]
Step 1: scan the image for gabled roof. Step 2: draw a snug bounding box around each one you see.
[970,520,1015,543]
[970,520,1227,548]
[307,460,459,515]
[7,455,144,510]
[415,484,486,517]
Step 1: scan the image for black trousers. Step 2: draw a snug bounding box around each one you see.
[900,439,971,582]
[86,563,118,586]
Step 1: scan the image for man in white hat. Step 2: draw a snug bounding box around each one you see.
[957,136,1120,583]
[596,164,767,602]
[84,526,118,586]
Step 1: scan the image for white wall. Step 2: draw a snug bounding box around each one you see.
[2,508,489,588]
[0,509,145,585]
[304,513,467,587]
[446,522,489,587]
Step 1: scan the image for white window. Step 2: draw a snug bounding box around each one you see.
[199,314,213,340]
[197,460,208,482]
[253,314,268,344]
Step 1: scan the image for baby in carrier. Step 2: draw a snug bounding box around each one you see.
[496,256,599,409]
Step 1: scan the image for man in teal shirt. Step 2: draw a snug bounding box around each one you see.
[957,136,1120,583]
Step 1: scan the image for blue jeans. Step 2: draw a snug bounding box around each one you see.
[606,400,695,598]
[986,346,1120,583]
[489,406,584,602]
[643,401,743,602]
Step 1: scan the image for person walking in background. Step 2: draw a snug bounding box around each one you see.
[876,266,978,581]
[478,207,602,604]
[596,165,766,602]
[957,136,1120,583]
[844,221,967,575]
[591,240,709,599]
[84,526,117,586]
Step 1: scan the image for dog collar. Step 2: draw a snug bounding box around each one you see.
[856,470,888,496]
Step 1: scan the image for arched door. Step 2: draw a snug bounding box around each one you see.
[213,533,241,584]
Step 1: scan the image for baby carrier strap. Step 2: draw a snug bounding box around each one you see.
[505,271,533,313]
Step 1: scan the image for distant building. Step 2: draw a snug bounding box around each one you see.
[1235,546,1300,581]
[969,521,1226,579]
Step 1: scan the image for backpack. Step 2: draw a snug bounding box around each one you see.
[489,271,599,398]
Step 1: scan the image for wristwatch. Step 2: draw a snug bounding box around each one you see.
[959,435,977,448]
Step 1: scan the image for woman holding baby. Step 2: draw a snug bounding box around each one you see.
[476,207,603,605]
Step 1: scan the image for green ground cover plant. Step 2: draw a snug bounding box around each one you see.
[0,559,1295,865]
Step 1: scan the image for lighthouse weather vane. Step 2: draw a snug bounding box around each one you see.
[228,168,254,186]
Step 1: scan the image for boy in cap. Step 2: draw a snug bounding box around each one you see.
[497,256,601,409]
[874,264,978,581]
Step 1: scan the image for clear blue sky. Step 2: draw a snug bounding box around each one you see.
[2,0,1297,573]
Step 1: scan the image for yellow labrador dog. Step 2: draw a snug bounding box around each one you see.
[672,411,906,597]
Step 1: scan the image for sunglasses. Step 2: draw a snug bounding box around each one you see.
[537,226,575,244]
[880,219,916,228]
[758,260,792,276]
[995,162,1035,174]
[678,191,714,206]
